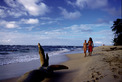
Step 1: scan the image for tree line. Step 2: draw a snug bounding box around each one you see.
[111,19,122,45]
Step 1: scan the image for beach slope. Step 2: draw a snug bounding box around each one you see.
[43,46,122,82]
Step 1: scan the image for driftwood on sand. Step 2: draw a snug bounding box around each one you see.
[18,43,68,82]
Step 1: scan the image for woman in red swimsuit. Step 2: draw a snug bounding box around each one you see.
[88,37,94,56]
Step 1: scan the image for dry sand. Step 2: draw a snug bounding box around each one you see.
[1,46,122,82]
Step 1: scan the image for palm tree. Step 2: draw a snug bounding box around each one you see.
[111,19,122,45]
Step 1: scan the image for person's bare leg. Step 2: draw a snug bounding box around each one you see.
[84,52,86,57]
[91,52,92,56]
[89,52,92,56]
[84,49,87,57]
[89,52,90,56]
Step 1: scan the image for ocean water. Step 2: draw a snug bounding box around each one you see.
[0,45,83,66]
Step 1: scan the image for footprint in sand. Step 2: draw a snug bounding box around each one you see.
[114,63,121,68]
[111,68,117,72]
[118,71,122,75]
[96,72,101,75]
[113,75,119,79]
[90,71,103,82]
[91,80,95,82]
[84,69,104,82]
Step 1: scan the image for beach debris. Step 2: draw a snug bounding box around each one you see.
[17,43,68,82]
[102,46,122,51]
[111,68,117,72]
[110,47,117,50]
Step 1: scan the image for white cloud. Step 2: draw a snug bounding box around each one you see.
[0,20,19,29]
[40,17,62,21]
[0,9,6,18]
[0,22,113,45]
[67,0,108,9]
[21,18,39,24]
[18,0,49,16]
[40,17,52,20]
[0,7,27,18]
[44,29,67,36]
[67,1,75,7]
[6,22,18,28]
[59,7,81,19]
[7,9,27,17]
[65,23,111,33]
[0,31,53,45]
[0,31,26,45]
[91,29,114,46]
[39,17,62,25]
[67,0,120,17]
[26,26,35,31]
[1,0,27,18]
[1,0,49,18]
[103,7,121,16]
[4,0,20,8]
[94,41,102,44]
[26,19,39,24]
[66,24,92,32]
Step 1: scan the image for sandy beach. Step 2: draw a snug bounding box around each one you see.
[1,46,122,82]
[43,46,122,82]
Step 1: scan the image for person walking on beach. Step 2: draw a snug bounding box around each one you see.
[83,40,87,57]
[88,37,94,56]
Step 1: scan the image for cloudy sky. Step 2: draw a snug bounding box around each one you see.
[0,0,121,46]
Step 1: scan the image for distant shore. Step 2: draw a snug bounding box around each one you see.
[1,46,122,82]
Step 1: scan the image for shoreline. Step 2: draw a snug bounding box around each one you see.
[0,49,82,81]
[1,46,122,82]
[0,53,69,80]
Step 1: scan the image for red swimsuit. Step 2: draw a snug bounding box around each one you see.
[88,45,92,52]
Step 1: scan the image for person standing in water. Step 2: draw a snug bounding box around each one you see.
[83,40,87,57]
[88,37,94,56]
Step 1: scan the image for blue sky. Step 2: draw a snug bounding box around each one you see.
[0,0,121,46]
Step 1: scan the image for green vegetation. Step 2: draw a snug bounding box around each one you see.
[111,19,122,45]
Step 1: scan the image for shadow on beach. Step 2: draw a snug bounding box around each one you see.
[43,70,76,82]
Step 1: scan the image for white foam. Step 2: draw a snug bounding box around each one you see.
[48,48,70,56]
[0,47,82,66]
[0,53,40,66]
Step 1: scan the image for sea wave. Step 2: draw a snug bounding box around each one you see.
[47,48,70,56]
[0,53,39,65]
[0,45,82,66]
